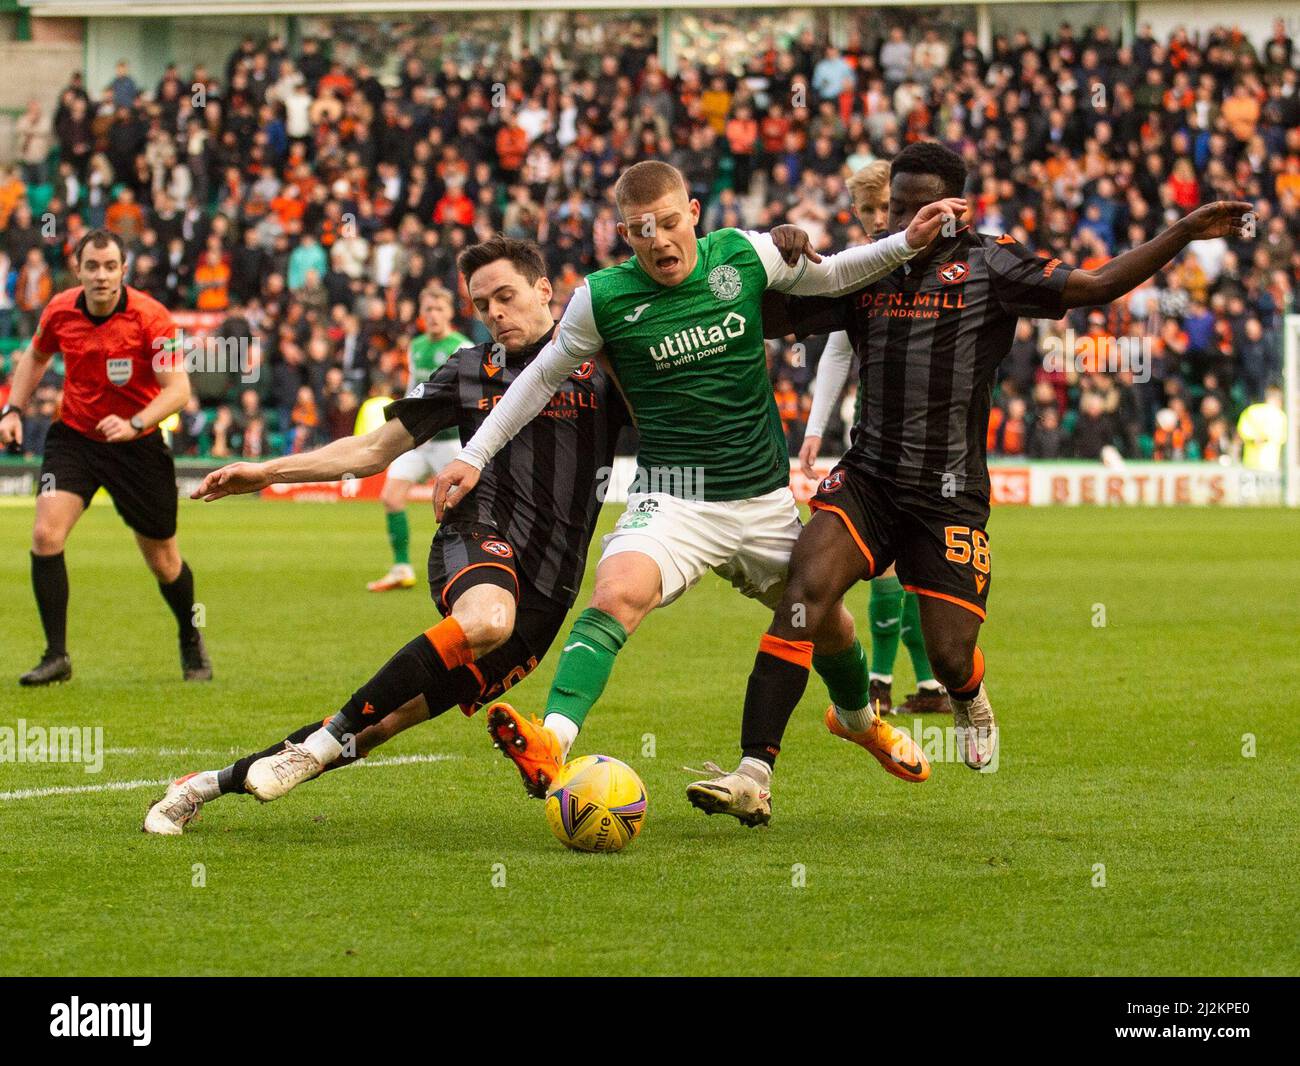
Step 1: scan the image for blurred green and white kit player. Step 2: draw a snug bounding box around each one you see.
[370,285,471,592]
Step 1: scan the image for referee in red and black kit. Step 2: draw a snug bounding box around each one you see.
[0,229,212,685]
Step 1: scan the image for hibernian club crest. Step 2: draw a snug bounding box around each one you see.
[708,264,742,301]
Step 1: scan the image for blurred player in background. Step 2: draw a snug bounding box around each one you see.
[145,237,628,834]
[436,160,964,825]
[368,284,471,592]
[0,229,210,686]
[753,142,1252,789]
[795,159,944,717]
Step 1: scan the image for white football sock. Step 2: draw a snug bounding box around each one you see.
[917,679,944,692]
[868,672,893,684]
[543,713,579,761]
[737,756,772,788]
[186,770,220,801]
[835,703,875,732]
[302,727,343,766]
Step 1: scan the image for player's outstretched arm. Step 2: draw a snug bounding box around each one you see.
[192,418,415,501]
[752,198,966,298]
[799,330,855,478]
[1062,200,1253,309]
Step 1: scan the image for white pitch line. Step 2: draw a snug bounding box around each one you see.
[0,752,459,802]
[106,747,237,757]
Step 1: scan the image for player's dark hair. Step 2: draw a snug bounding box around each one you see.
[890,142,969,199]
[74,228,127,266]
[457,236,547,287]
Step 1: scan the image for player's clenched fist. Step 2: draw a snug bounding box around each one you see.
[905,197,968,249]
[433,459,481,521]
[192,462,273,501]
[0,408,21,448]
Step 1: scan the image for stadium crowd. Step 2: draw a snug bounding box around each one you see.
[1,16,1297,466]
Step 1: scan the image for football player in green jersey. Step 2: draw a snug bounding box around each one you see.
[369,284,472,591]
[435,160,963,825]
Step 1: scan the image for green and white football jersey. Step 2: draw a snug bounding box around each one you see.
[583,229,785,500]
[410,330,471,441]
[457,227,916,502]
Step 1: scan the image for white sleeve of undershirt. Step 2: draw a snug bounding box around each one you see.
[804,331,854,440]
[742,229,919,296]
[455,285,602,471]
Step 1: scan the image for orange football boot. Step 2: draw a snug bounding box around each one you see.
[825,703,931,782]
[487,702,563,798]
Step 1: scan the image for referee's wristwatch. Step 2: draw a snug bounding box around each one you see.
[1,403,21,422]
[129,415,146,434]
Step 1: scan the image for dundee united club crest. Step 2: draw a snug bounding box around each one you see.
[708,264,742,301]
[820,471,846,494]
[481,540,514,558]
[937,261,969,285]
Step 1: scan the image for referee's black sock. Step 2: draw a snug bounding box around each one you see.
[327,618,475,740]
[158,561,199,642]
[31,551,69,658]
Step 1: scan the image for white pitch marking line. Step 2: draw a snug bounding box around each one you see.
[0,753,459,802]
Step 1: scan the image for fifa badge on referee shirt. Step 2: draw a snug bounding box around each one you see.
[107,358,133,386]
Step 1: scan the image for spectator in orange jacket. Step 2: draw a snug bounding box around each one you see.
[16,247,52,336]
[495,115,529,182]
[194,249,231,311]
[104,187,145,242]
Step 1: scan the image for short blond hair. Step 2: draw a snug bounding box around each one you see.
[614,160,688,216]
[420,283,454,309]
[846,159,891,206]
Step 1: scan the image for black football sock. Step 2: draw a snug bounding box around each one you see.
[159,561,199,642]
[325,617,477,741]
[31,551,69,658]
[217,721,338,795]
[739,634,815,767]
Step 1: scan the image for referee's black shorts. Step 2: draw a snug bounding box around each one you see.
[40,421,179,541]
[424,522,570,717]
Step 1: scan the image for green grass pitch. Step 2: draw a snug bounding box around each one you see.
[1,498,1297,976]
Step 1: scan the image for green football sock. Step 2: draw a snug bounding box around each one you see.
[900,591,936,685]
[545,608,629,729]
[812,638,870,713]
[386,510,410,567]
[868,575,904,679]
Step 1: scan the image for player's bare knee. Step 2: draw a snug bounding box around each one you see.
[590,581,653,634]
[32,524,66,556]
[777,577,835,638]
[451,587,515,655]
[927,642,975,691]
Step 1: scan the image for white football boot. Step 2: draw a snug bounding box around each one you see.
[685,761,772,827]
[244,742,323,801]
[951,682,998,771]
[367,564,417,592]
[143,773,206,835]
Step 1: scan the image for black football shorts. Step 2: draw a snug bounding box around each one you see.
[425,522,569,715]
[40,421,178,540]
[810,465,992,619]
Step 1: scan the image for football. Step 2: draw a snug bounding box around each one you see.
[545,755,647,853]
